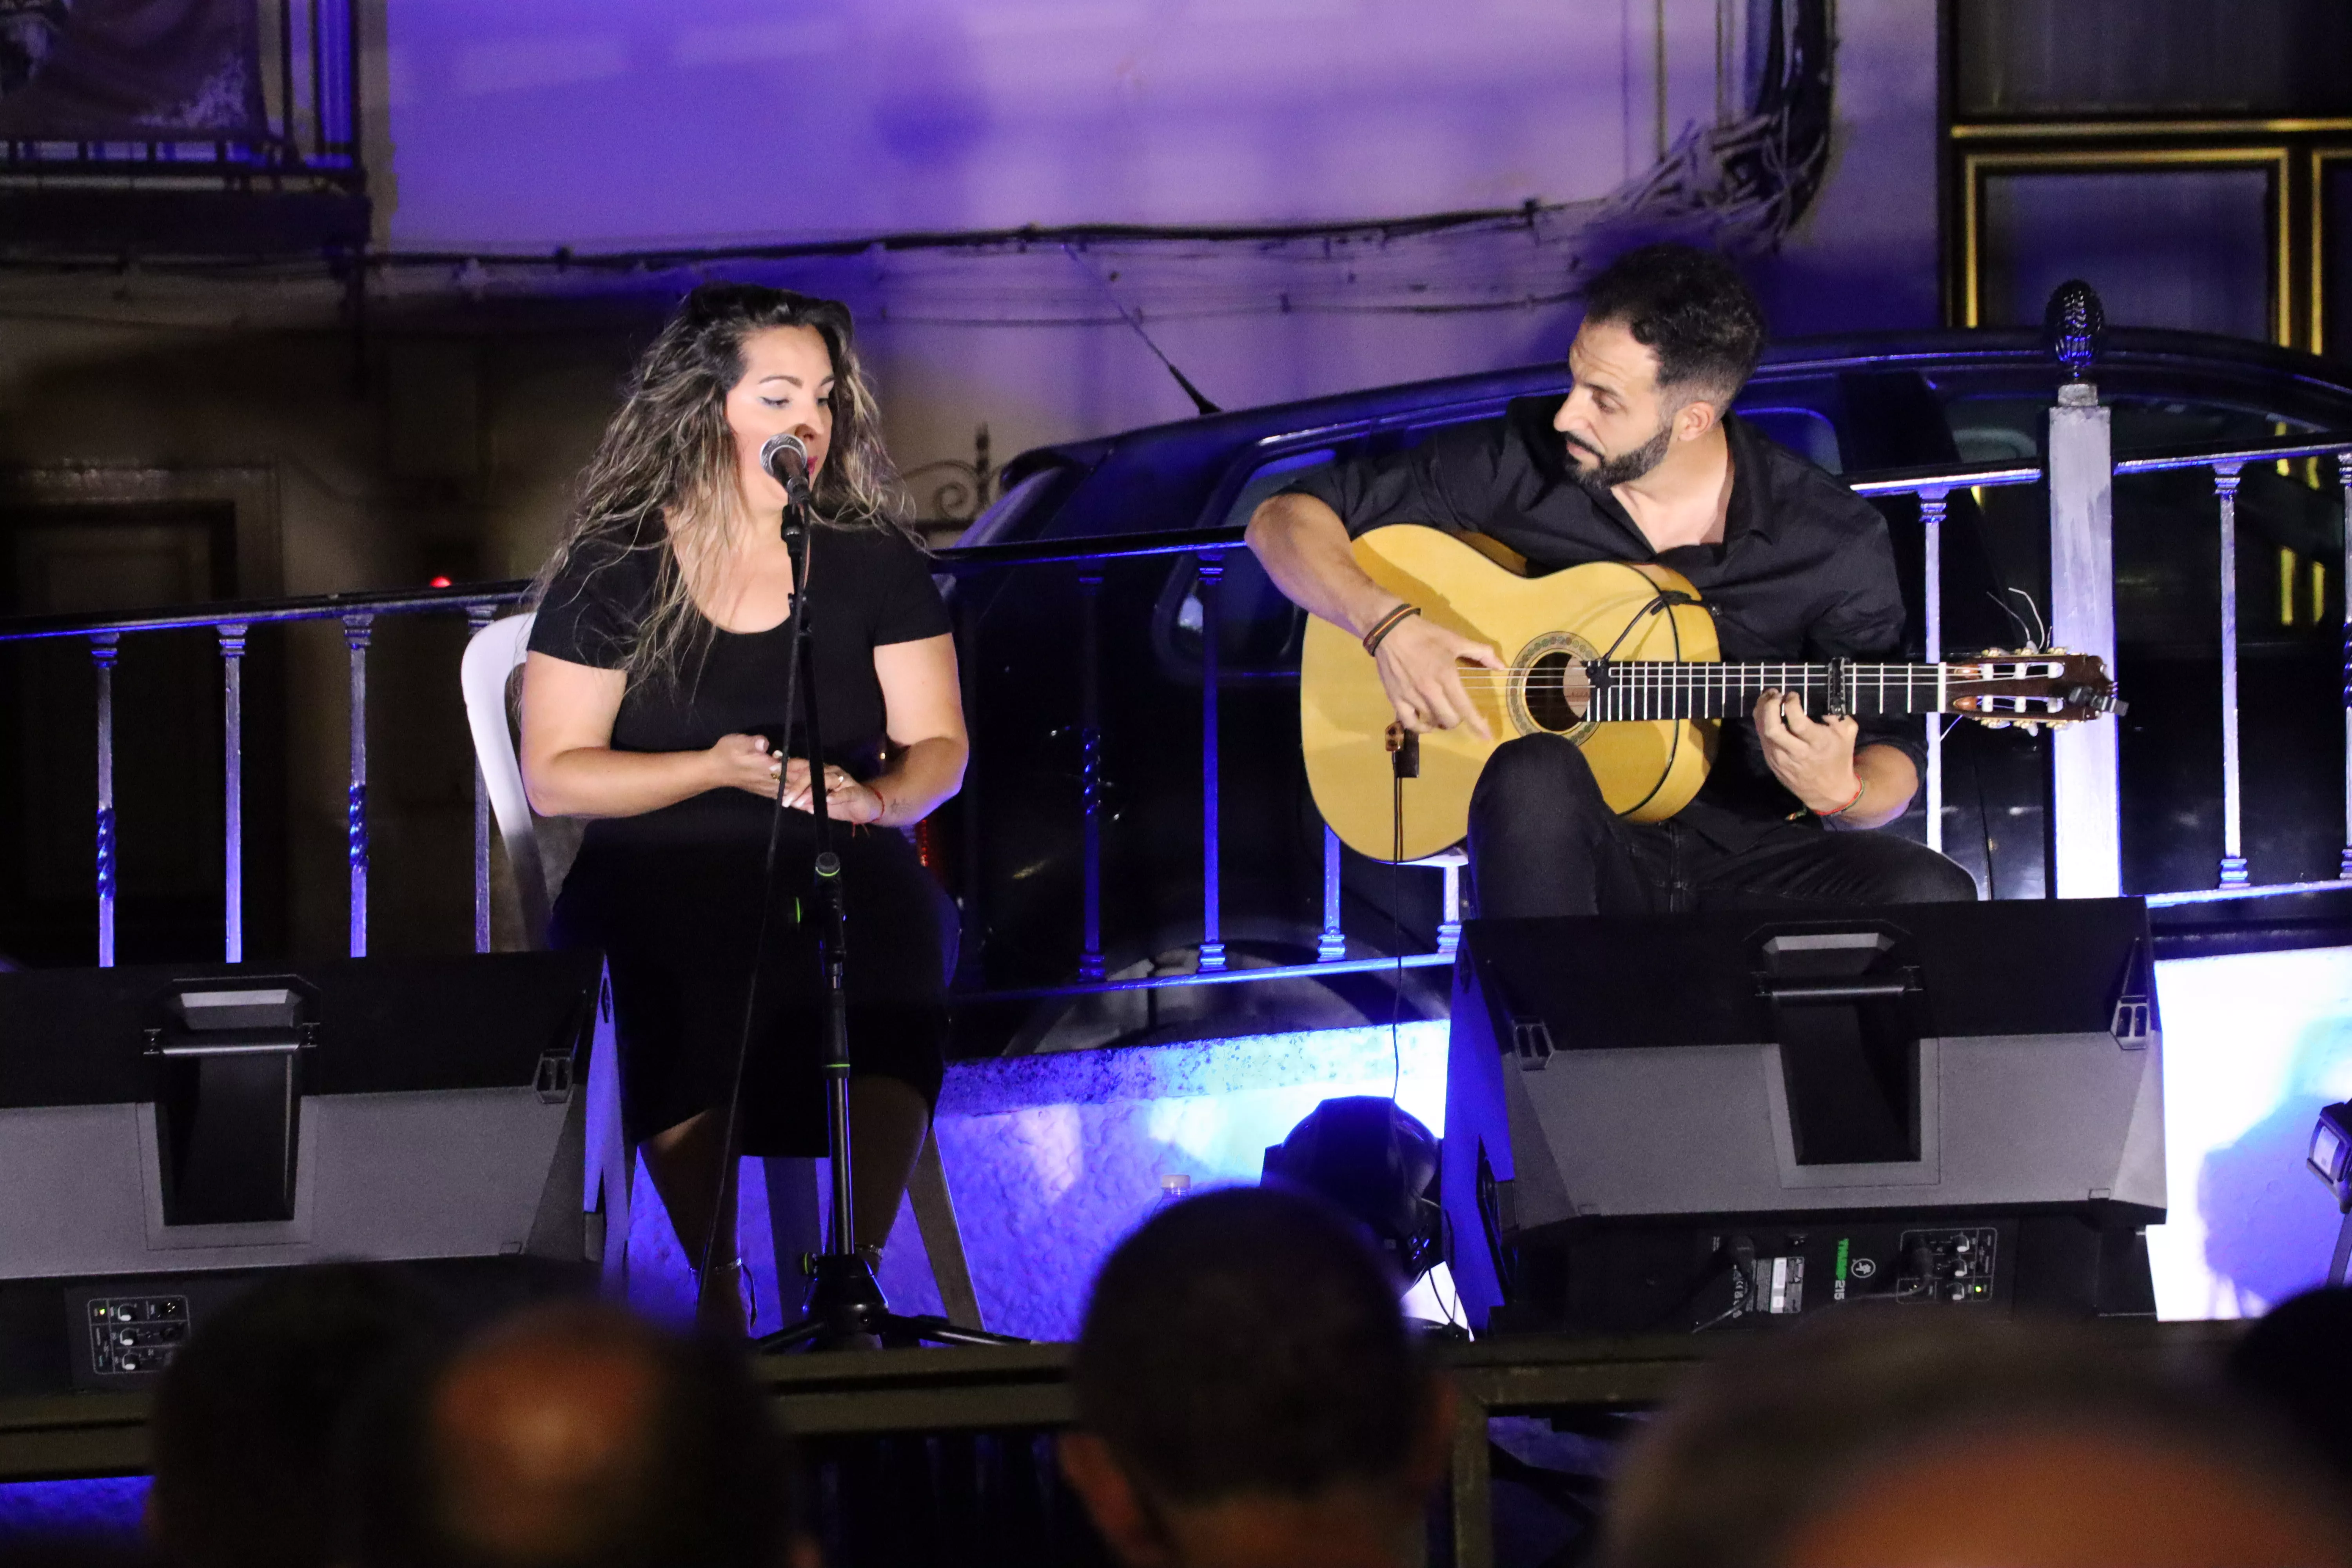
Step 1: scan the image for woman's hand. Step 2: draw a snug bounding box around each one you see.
[779,757,886,824]
[707,733,786,799]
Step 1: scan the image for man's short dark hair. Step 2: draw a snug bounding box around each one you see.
[341,1304,799,1568]
[149,1263,444,1568]
[2228,1284,2352,1485]
[1071,1185,1430,1505]
[1601,1314,2336,1568]
[1580,243,1766,404]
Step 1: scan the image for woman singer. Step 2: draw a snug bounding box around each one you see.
[519,284,964,1334]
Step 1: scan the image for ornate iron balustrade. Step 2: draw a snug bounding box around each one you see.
[3,431,2350,1000]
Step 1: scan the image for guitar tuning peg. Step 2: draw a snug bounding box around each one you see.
[1983,718,2012,730]
[2019,721,2043,736]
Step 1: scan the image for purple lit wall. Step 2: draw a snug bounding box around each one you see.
[377,2,1944,485]
[381,2,1647,251]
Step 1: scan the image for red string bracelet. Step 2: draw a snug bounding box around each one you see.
[1814,778,1867,818]
[1362,603,1421,657]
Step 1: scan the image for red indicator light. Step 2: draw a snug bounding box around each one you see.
[428,575,453,588]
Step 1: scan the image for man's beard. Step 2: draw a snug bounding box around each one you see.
[1567,422,1673,496]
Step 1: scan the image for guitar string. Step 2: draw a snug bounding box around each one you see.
[1426,577,1984,731]
[1453,670,1939,691]
[1443,663,2011,679]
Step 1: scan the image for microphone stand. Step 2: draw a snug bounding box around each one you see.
[706,497,1021,1353]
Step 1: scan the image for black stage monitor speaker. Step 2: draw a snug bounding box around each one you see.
[0,952,615,1390]
[1441,899,2162,1334]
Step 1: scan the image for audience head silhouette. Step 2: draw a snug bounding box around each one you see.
[1603,1314,2352,1568]
[1062,1185,1450,1568]
[148,1262,442,1568]
[2227,1283,2352,1494]
[343,1301,807,1568]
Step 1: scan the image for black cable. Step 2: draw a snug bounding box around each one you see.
[1433,1207,1465,1331]
[1586,570,1703,819]
[1690,1236,1758,1334]
[1969,726,1999,897]
[1390,763,1405,1103]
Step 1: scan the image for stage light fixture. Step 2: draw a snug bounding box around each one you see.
[2309,1102,2352,1209]
[2310,1102,2352,1289]
[1261,1096,1444,1284]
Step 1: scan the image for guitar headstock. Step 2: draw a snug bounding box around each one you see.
[1948,648,2120,733]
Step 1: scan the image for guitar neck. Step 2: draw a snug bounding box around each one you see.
[1584,659,1949,722]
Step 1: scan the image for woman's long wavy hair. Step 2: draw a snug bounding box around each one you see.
[530,283,910,684]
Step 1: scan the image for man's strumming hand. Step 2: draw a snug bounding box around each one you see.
[1374,612,1504,739]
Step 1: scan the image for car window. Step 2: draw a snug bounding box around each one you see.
[1937,389,2325,461]
[953,468,1063,548]
[1214,447,1338,529]
[1932,387,2342,654]
[1155,548,1306,680]
[1738,406,1843,474]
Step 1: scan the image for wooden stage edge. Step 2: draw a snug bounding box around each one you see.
[0,1319,2246,1487]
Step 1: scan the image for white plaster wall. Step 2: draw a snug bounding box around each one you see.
[1751,0,1945,335]
[380,0,1650,252]
[370,0,1944,486]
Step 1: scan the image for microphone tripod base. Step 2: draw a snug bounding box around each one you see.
[753,1252,1028,1353]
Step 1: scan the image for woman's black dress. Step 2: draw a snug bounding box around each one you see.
[529,524,955,1157]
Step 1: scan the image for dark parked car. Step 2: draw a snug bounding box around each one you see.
[939,328,2352,1054]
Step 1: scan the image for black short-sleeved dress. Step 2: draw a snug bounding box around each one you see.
[528,523,956,1157]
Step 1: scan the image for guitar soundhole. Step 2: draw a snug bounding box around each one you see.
[1524,652,1585,731]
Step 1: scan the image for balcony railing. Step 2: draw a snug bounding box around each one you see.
[2,424,2350,1005]
[0,0,361,191]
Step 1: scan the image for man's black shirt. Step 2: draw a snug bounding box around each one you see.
[1279,398,1924,849]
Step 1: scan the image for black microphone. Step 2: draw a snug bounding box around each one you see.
[759,432,812,508]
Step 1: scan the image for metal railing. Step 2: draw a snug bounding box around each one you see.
[0,0,361,189]
[3,429,2351,996]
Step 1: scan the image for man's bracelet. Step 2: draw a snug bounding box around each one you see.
[1362,603,1421,657]
[1814,779,1867,819]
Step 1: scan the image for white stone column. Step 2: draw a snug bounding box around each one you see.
[2047,382,2122,898]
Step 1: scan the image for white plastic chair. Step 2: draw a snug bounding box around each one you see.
[460,612,986,1329]
[1412,845,1469,956]
[461,614,555,947]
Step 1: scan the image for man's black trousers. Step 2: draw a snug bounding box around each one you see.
[1466,733,1980,920]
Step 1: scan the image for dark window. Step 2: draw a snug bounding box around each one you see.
[1954,0,2352,119]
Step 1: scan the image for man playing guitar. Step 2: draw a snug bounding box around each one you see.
[1247,243,1977,917]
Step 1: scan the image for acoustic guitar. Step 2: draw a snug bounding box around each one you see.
[1300,525,2121,863]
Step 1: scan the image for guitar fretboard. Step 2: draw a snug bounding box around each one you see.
[1578,661,1945,722]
